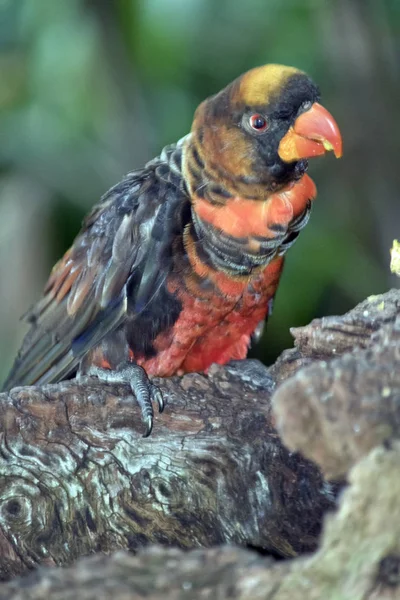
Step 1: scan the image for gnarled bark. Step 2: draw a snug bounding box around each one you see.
[0,361,332,581]
[272,290,400,478]
[1,442,399,600]
[0,288,399,598]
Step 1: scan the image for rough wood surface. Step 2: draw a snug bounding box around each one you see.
[0,288,399,598]
[0,360,333,581]
[273,290,400,478]
[2,442,399,600]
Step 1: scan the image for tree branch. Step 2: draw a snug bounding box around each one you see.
[0,360,332,580]
[0,289,399,598]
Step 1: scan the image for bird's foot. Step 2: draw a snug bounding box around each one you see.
[82,363,164,437]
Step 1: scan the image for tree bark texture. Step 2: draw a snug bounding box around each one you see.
[0,355,333,579]
[2,443,399,600]
[0,288,399,598]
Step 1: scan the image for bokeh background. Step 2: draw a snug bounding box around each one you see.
[0,0,399,384]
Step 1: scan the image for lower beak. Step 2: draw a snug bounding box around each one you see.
[278,102,343,162]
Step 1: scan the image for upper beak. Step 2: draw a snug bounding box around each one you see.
[278,102,343,162]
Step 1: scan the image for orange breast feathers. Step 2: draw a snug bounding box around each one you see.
[192,173,316,239]
[134,175,317,377]
[135,255,284,376]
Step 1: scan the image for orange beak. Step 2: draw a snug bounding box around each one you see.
[278,102,343,162]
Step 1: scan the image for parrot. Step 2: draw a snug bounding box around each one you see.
[2,64,342,435]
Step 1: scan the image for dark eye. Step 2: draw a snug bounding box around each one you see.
[249,114,268,131]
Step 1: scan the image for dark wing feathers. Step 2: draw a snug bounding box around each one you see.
[2,162,176,391]
[100,212,143,308]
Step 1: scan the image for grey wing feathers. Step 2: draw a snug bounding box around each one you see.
[1,170,158,390]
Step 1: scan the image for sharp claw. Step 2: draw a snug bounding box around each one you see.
[142,415,153,438]
[153,388,164,413]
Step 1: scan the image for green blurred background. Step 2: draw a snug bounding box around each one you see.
[0,0,399,383]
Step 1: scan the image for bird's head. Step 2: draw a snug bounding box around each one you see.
[190,64,342,198]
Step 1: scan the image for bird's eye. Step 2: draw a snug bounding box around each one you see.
[249,114,268,131]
